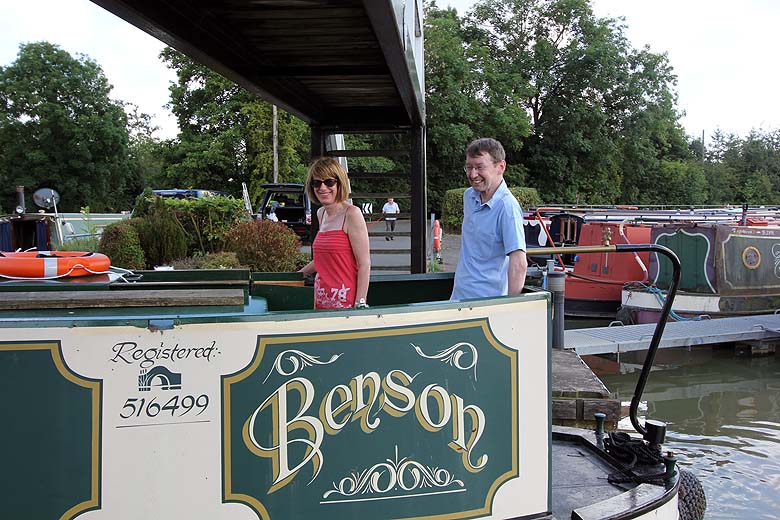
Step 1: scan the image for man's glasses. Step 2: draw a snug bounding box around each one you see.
[463,163,494,174]
[311,178,338,188]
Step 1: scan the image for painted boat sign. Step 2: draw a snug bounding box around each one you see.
[0,298,550,519]
[224,320,516,519]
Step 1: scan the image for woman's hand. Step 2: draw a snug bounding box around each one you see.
[299,260,316,276]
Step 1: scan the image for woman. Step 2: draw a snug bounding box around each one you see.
[299,157,371,309]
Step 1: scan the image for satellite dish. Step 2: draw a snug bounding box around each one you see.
[33,188,60,209]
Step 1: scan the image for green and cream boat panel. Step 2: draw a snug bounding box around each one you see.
[0,282,552,520]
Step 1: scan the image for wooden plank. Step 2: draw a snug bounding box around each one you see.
[252,280,306,287]
[119,280,249,288]
[364,212,411,220]
[0,289,246,310]
[370,249,410,255]
[371,265,411,271]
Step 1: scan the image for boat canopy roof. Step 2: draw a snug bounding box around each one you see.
[90,0,426,130]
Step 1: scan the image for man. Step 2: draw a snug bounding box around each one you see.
[382,197,400,240]
[451,138,527,300]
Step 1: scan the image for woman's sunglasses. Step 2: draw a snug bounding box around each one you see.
[311,178,338,188]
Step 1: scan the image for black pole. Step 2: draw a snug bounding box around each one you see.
[547,269,565,349]
[528,243,681,439]
[309,126,324,241]
[616,244,681,438]
[410,125,426,273]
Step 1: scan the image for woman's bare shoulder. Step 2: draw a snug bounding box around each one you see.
[344,204,367,230]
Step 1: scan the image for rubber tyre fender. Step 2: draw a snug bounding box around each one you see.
[678,468,707,520]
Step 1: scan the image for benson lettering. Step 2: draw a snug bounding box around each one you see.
[223,321,518,519]
[110,341,217,368]
[242,369,486,494]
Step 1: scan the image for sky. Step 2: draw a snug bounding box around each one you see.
[0,0,178,138]
[1,0,779,142]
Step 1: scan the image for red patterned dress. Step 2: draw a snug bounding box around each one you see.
[312,226,358,309]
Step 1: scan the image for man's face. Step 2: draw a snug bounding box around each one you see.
[464,152,505,195]
[388,198,394,204]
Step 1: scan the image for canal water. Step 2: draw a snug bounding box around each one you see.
[589,348,780,519]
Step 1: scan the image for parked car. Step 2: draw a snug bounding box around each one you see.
[259,183,311,240]
[152,189,230,199]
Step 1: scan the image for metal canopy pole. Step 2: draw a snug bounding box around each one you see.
[309,126,325,240]
[410,125,426,273]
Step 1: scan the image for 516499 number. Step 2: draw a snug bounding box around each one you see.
[119,394,209,419]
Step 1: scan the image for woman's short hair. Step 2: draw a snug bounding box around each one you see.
[466,138,506,162]
[305,157,350,203]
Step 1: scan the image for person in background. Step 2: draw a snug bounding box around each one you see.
[451,138,527,300]
[298,157,371,309]
[382,197,400,240]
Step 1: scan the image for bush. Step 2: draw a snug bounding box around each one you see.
[441,186,542,233]
[171,251,244,270]
[134,199,188,267]
[295,251,312,271]
[98,220,146,269]
[441,189,467,233]
[57,236,100,252]
[225,220,301,272]
[134,192,249,256]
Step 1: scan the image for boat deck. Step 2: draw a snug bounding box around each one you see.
[565,313,780,355]
[551,427,677,520]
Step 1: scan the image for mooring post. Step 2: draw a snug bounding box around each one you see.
[547,264,566,349]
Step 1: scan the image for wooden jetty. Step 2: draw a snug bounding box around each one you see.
[565,313,780,355]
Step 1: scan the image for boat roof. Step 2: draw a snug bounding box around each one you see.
[528,205,780,225]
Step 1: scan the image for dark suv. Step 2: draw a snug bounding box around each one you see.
[259,183,312,240]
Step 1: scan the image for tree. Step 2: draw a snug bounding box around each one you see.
[615,49,692,204]
[0,42,133,211]
[423,2,535,213]
[423,3,501,213]
[455,0,689,204]
[125,103,167,198]
[159,48,309,206]
[697,129,780,205]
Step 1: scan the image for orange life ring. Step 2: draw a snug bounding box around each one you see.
[433,220,441,252]
[0,251,111,278]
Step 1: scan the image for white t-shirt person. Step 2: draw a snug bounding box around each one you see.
[382,198,400,239]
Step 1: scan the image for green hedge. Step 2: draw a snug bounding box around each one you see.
[134,194,249,255]
[99,220,146,270]
[441,186,542,233]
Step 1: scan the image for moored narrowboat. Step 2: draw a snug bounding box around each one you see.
[0,258,695,519]
[620,222,780,323]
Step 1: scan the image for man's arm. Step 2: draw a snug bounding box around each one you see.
[507,249,527,296]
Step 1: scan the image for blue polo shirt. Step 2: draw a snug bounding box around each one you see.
[451,181,526,300]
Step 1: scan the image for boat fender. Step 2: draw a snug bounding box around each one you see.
[678,468,707,520]
[615,305,634,325]
[433,220,442,252]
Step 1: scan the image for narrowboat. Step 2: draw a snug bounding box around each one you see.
[525,207,780,321]
[620,222,780,323]
[0,243,699,519]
